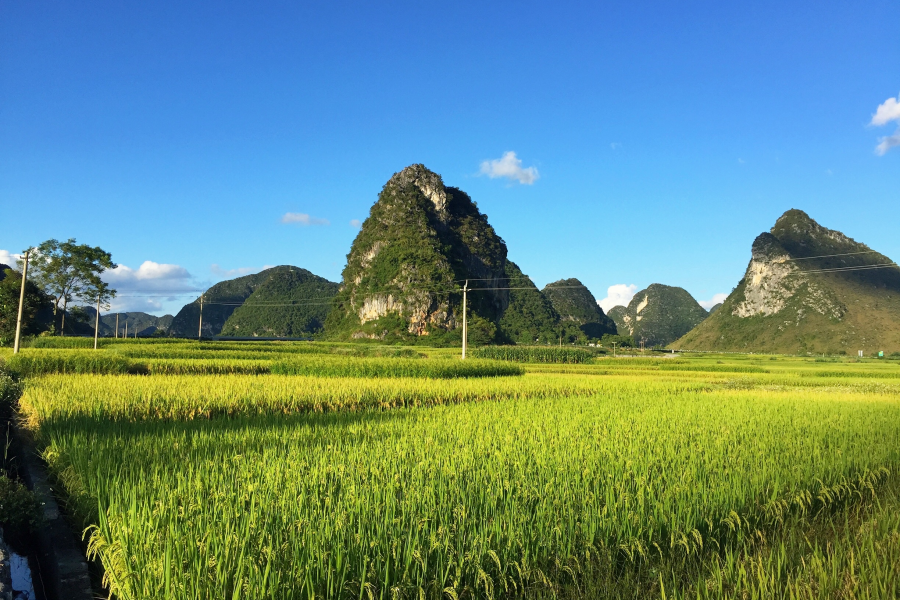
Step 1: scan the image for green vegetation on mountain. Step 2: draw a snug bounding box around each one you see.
[542,278,617,339]
[82,310,175,337]
[169,268,282,337]
[219,267,339,337]
[325,164,511,343]
[607,305,627,334]
[497,261,560,344]
[675,209,900,354]
[708,303,723,315]
[614,284,708,347]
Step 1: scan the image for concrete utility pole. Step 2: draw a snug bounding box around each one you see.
[13,249,31,354]
[94,295,101,350]
[115,313,119,339]
[612,342,617,358]
[198,295,204,339]
[461,281,468,360]
[124,319,127,338]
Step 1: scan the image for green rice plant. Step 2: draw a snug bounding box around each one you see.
[7,350,132,376]
[28,336,100,349]
[20,372,602,425]
[471,345,593,364]
[140,359,272,376]
[271,356,522,378]
[25,376,900,600]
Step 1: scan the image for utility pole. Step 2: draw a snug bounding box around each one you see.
[13,249,30,354]
[612,342,617,358]
[124,319,127,339]
[115,313,119,339]
[198,295,204,339]
[461,281,468,360]
[94,295,101,350]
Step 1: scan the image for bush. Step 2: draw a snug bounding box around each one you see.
[470,346,593,364]
[0,475,40,530]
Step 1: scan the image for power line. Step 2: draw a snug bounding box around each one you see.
[800,263,899,274]
[782,250,882,261]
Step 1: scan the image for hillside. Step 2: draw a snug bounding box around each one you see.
[613,284,708,347]
[675,209,900,354]
[497,261,560,344]
[169,267,294,337]
[219,267,339,337]
[542,278,617,339]
[325,164,512,343]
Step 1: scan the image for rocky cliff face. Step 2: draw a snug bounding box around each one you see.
[611,284,708,347]
[327,164,510,340]
[675,209,900,353]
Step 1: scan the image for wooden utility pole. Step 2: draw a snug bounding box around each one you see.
[461,281,468,360]
[94,295,101,350]
[13,249,30,354]
[198,295,204,339]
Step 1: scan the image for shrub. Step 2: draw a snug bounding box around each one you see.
[0,475,41,530]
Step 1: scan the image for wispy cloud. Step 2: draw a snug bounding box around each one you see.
[875,131,900,156]
[698,293,728,311]
[597,284,637,313]
[610,142,622,150]
[870,93,900,155]
[479,151,539,185]
[349,219,362,228]
[281,212,330,226]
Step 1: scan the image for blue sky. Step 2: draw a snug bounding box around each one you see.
[2,0,898,315]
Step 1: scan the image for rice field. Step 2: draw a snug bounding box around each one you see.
[9,342,900,598]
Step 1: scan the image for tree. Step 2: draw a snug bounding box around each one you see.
[26,239,116,335]
[0,267,51,346]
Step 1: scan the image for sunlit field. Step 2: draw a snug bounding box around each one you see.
[12,341,900,599]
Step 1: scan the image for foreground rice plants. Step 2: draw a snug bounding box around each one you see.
[19,354,900,599]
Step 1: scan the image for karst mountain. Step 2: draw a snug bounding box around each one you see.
[674,209,900,353]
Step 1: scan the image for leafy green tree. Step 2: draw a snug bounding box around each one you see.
[0,267,51,346]
[27,239,116,335]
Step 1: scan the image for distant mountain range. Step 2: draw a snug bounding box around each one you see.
[675,209,900,354]
[607,284,709,347]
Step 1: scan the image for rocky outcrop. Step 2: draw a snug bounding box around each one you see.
[327,164,510,340]
[675,209,900,353]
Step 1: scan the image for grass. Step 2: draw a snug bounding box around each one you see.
[12,347,900,598]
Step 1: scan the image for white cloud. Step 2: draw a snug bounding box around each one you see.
[479,151,539,185]
[104,261,190,283]
[281,212,330,226]
[871,94,900,126]
[597,284,637,313]
[698,293,728,311]
[0,250,23,267]
[349,219,362,228]
[610,142,622,150]
[875,130,900,156]
[870,94,900,156]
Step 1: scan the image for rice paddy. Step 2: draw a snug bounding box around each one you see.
[8,342,900,598]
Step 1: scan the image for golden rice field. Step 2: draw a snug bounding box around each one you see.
[11,343,900,599]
